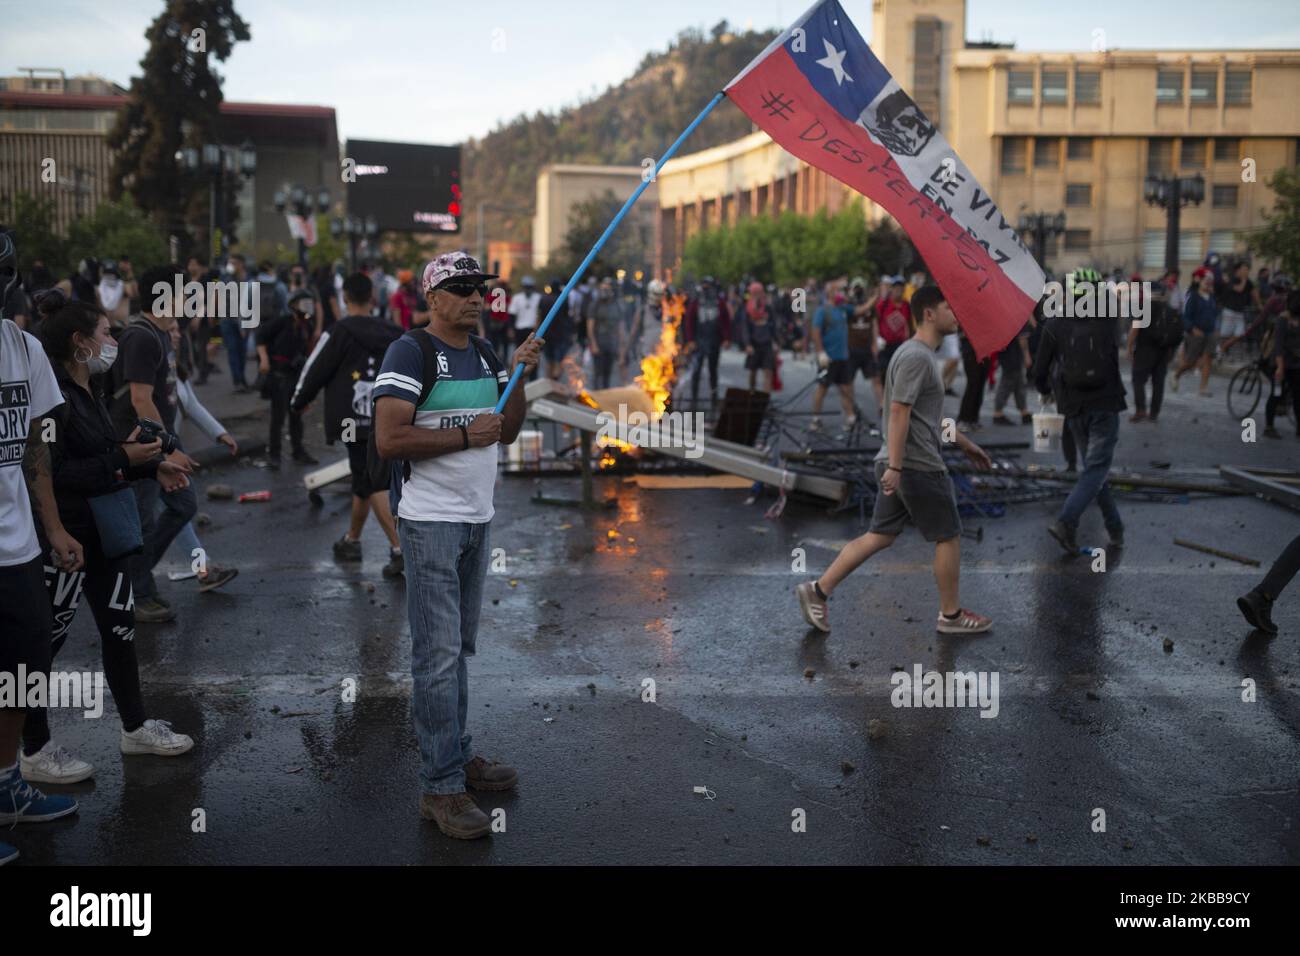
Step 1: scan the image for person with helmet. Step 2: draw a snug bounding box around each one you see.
[1032,267,1127,554]
[255,288,319,470]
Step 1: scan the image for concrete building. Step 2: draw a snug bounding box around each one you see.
[531,164,657,268]
[0,71,340,257]
[640,0,1300,277]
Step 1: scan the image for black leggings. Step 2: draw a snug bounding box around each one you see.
[268,370,305,457]
[958,337,988,424]
[1259,533,1300,601]
[23,539,147,754]
[691,344,721,401]
[1131,345,1172,418]
[1264,368,1300,431]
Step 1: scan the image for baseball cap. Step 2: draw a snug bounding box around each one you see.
[422,251,497,293]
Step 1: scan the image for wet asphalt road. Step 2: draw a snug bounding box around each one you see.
[13,344,1300,865]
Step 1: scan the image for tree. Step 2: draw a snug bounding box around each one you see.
[1,193,66,273]
[561,189,653,279]
[65,200,170,274]
[1246,166,1300,279]
[107,0,249,243]
[682,204,870,286]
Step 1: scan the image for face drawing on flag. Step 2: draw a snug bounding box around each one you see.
[863,89,935,158]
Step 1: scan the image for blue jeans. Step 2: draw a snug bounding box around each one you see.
[220,317,247,385]
[131,474,198,600]
[1057,409,1123,534]
[400,518,491,795]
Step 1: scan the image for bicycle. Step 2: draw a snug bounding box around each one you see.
[1227,358,1293,423]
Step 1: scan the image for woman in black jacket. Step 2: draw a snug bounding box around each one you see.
[19,291,195,786]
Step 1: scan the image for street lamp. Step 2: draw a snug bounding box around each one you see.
[175,139,257,266]
[1144,173,1205,273]
[330,214,379,272]
[275,184,334,267]
[1017,210,1067,268]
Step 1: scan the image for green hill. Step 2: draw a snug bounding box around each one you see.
[461,20,779,250]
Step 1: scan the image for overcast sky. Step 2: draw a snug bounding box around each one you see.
[4,0,1298,146]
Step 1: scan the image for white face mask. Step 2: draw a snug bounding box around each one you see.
[86,339,117,375]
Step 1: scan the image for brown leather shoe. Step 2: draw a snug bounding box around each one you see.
[464,755,518,791]
[419,791,491,839]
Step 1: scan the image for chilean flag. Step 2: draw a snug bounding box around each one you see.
[725,0,1044,359]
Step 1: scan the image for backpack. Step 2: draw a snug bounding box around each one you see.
[1145,299,1183,349]
[1058,319,1109,391]
[258,279,279,325]
[365,330,506,512]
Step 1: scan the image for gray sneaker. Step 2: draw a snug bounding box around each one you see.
[420,791,491,839]
[795,581,830,633]
[134,597,175,623]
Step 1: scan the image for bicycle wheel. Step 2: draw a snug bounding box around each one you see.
[1227,365,1263,420]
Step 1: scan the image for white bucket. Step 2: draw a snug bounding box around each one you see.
[1032,410,1065,453]
[518,430,543,465]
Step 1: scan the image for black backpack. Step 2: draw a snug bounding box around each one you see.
[1145,299,1184,349]
[1058,319,1110,391]
[365,330,506,511]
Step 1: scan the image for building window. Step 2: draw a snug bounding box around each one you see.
[1075,70,1100,105]
[1225,69,1251,105]
[1180,231,1204,261]
[1001,137,1027,173]
[1142,231,1167,269]
[1147,138,1174,173]
[1213,184,1239,207]
[1008,70,1034,105]
[1064,229,1091,252]
[1066,137,1093,161]
[1034,137,1060,168]
[1042,70,1068,104]
[1180,138,1206,169]
[1214,138,1240,162]
[912,17,942,123]
[1189,69,1217,106]
[1209,229,1238,255]
[1156,70,1183,104]
[1065,183,1092,206]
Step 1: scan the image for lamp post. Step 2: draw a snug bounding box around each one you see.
[1144,173,1205,274]
[176,140,256,267]
[275,185,333,268]
[329,214,379,273]
[1016,210,1067,269]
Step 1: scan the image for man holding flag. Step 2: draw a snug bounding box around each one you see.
[372,252,541,840]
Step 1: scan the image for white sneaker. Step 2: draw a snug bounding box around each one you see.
[121,719,194,756]
[20,742,94,784]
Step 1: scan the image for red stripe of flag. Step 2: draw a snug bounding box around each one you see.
[727,48,1035,359]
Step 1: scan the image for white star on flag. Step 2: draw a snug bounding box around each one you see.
[815,38,853,85]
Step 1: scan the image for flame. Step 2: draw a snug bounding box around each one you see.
[636,293,684,417]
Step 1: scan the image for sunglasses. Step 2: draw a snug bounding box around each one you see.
[438,281,487,298]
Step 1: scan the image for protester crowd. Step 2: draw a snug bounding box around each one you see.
[1,222,1297,858]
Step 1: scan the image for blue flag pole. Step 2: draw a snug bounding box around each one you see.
[493,90,727,413]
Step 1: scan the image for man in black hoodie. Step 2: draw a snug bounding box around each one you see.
[292,273,403,576]
[1033,269,1127,554]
